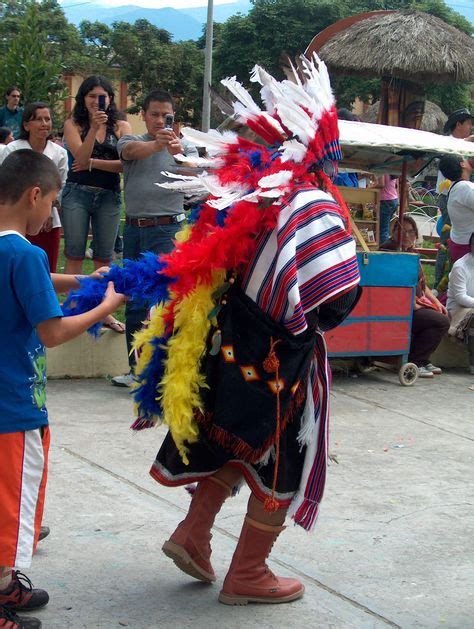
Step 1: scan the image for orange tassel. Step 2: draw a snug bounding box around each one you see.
[264,337,282,513]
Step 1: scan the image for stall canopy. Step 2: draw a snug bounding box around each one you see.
[338,120,474,175]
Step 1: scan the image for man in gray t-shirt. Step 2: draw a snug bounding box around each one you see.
[112,89,198,387]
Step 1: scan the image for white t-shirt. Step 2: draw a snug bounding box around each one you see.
[447,180,474,245]
[0,139,68,228]
[447,253,474,311]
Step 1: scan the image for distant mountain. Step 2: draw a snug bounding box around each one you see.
[61,1,252,41]
[61,1,471,42]
[182,0,252,23]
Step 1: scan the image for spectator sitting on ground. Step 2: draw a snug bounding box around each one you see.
[438,154,474,264]
[0,102,68,272]
[380,216,450,378]
[447,232,474,375]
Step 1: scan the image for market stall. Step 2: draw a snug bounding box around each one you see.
[326,121,474,384]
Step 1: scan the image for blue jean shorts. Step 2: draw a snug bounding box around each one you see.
[61,182,121,262]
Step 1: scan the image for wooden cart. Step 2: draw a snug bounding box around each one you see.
[326,252,420,385]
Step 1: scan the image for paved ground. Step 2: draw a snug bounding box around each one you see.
[29,368,473,628]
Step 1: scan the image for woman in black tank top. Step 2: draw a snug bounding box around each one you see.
[62,75,131,280]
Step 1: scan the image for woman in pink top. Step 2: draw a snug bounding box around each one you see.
[371,175,399,243]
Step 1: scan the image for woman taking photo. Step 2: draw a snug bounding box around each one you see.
[0,102,68,272]
[62,75,131,331]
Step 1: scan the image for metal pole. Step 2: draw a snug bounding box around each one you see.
[201,0,214,132]
[398,159,408,251]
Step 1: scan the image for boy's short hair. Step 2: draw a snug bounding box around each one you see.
[438,154,463,182]
[142,89,175,112]
[0,150,61,204]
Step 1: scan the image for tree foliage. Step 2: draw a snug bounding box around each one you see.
[0,0,471,130]
[213,0,473,114]
[0,1,67,121]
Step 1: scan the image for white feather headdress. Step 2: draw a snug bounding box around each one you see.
[157,53,342,211]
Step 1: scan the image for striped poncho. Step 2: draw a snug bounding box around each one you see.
[241,186,360,530]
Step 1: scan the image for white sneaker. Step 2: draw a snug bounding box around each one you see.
[111,373,135,387]
[426,362,442,374]
[418,366,434,378]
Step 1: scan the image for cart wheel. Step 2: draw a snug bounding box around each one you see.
[398,362,419,386]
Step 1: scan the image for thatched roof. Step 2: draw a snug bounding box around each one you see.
[361,100,448,133]
[317,11,474,83]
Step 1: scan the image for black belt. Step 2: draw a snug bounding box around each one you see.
[126,214,186,227]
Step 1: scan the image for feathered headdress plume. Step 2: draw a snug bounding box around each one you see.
[61,54,348,460]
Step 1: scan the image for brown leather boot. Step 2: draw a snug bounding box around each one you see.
[219,516,305,605]
[162,476,231,583]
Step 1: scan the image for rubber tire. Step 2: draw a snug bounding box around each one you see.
[398,362,419,386]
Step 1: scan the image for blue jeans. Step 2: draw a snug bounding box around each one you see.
[123,221,182,368]
[379,199,398,244]
[61,182,121,262]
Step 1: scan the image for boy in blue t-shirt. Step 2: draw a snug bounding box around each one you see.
[0,150,125,629]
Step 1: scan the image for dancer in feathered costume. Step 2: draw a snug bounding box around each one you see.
[62,54,361,605]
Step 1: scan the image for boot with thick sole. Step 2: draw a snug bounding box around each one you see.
[219,516,305,605]
[162,476,231,583]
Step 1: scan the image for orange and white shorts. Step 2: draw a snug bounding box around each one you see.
[0,427,50,568]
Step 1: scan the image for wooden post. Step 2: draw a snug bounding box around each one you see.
[398,159,408,250]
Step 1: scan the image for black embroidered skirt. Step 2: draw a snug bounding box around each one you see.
[151,285,314,506]
[151,414,307,507]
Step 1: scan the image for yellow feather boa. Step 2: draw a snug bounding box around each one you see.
[160,271,225,464]
[131,222,225,463]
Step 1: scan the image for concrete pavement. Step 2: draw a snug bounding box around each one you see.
[29,368,474,628]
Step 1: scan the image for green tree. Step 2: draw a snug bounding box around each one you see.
[213,0,473,114]
[79,19,205,125]
[0,2,67,120]
[0,0,87,72]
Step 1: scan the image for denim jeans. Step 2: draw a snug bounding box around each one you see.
[61,182,121,262]
[123,221,182,368]
[379,199,398,244]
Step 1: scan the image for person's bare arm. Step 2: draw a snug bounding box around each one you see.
[37,282,124,348]
[63,111,108,163]
[368,175,384,189]
[72,158,123,173]
[51,267,109,293]
[121,129,180,161]
[425,285,448,316]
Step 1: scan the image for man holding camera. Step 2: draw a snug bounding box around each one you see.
[113,88,198,387]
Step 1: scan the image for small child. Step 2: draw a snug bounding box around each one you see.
[0,150,125,629]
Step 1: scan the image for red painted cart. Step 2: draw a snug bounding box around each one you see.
[326,251,420,385]
[325,122,474,384]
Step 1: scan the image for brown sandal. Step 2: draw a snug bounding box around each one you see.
[102,317,125,334]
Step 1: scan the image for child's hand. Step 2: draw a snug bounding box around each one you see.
[90,266,110,279]
[102,281,126,311]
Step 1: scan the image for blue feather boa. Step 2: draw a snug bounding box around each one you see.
[62,252,173,336]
